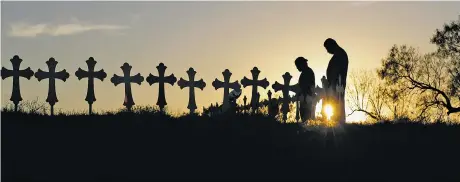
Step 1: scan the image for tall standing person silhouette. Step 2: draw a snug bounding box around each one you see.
[324,38,348,124]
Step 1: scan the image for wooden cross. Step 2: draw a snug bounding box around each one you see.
[241,67,269,113]
[312,85,324,118]
[267,90,278,118]
[321,75,330,117]
[243,95,247,113]
[255,92,261,111]
[146,63,177,111]
[212,69,241,112]
[295,94,301,122]
[336,75,345,97]
[75,57,107,115]
[272,72,298,122]
[321,76,328,90]
[214,102,221,114]
[34,57,70,116]
[267,90,272,101]
[110,63,144,111]
[177,67,206,114]
[285,91,301,122]
[1,55,34,112]
[336,74,345,123]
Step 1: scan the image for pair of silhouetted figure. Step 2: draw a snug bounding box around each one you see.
[295,38,348,123]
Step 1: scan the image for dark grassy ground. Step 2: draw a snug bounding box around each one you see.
[2,111,460,182]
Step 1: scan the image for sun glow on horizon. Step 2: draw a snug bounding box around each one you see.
[324,104,333,121]
[314,100,334,121]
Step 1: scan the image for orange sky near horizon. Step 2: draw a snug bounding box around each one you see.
[2,1,459,122]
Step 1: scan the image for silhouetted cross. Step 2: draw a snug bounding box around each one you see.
[336,74,345,123]
[1,55,34,112]
[243,95,248,113]
[320,75,330,117]
[272,72,299,122]
[146,63,177,111]
[309,85,323,118]
[75,57,107,115]
[267,89,279,118]
[336,75,345,96]
[177,68,206,114]
[110,63,144,111]
[241,67,269,113]
[255,92,261,109]
[212,69,241,112]
[35,57,70,116]
[267,90,272,101]
[295,94,300,122]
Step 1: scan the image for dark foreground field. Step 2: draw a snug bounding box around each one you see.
[2,111,460,182]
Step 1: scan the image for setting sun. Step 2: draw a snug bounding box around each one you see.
[324,104,333,121]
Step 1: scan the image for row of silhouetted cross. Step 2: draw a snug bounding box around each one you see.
[3,55,315,120]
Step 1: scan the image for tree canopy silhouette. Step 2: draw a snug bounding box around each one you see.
[431,19,460,100]
[378,16,460,116]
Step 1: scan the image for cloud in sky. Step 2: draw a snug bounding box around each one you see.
[8,21,129,37]
[350,1,378,7]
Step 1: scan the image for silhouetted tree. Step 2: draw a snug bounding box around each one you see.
[347,69,435,122]
[346,70,387,121]
[431,17,460,101]
[379,46,459,117]
[378,16,460,117]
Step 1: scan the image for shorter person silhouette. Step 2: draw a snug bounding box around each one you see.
[295,57,316,122]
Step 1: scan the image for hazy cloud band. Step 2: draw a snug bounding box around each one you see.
[8,22,129,37]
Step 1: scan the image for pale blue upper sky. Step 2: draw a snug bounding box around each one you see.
[2,1,459,119]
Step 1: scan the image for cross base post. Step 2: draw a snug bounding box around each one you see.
[50,104,54,116]
[89,103,93,115]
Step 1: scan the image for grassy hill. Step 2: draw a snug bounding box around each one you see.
[2,109,460,182]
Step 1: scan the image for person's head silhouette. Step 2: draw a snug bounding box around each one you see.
[295,57,308,72]
[324,38,339,54]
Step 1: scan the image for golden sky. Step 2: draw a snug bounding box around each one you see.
[2,1,459,121]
